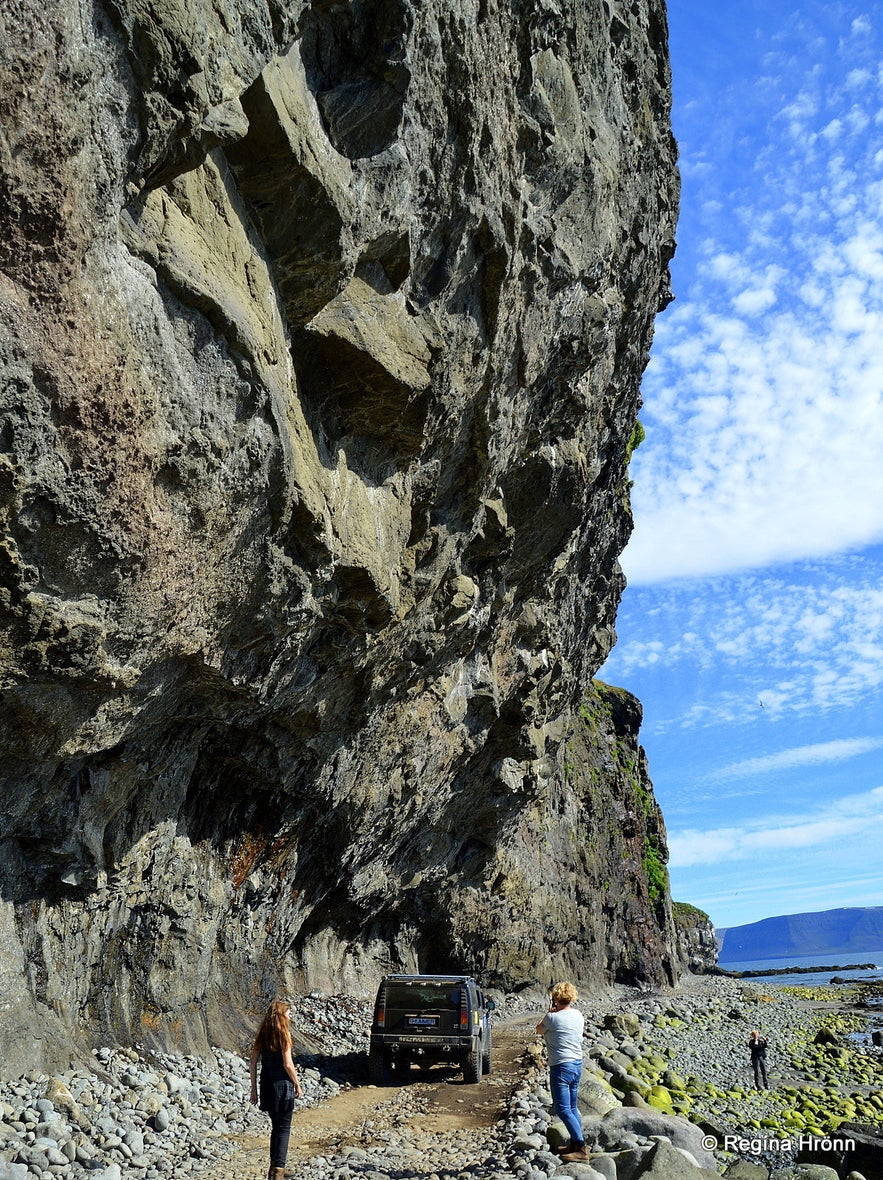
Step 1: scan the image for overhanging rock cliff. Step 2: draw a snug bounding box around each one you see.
[0,0,679,1073]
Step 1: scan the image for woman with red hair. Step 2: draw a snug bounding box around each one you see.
[249,1000,303,1179]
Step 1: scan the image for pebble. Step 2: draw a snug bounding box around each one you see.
[0,994,366,1180]
[1,981,880,1180]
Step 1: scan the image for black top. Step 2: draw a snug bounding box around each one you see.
[260,1049,288,1084]
[259,1049,295,1114]
[748,1037,768,1060]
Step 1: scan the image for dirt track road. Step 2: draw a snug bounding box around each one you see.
[197,1023,535,1180]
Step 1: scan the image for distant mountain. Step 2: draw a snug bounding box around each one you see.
[717,906,883,963]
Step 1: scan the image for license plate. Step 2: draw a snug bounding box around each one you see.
[408,1016,438,1026]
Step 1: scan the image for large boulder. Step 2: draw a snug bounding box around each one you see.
[723,1163,769,1180]
[797,1122,883,1178]
[813,1028,839,1046]
[578,1075,621,1116]
[777,1167,840,1180]
[598,1108,718,1171]
[633,1141,720,1178]
[604,1013,642,1039]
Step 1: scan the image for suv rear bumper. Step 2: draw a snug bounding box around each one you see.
[371,1033,473,1050]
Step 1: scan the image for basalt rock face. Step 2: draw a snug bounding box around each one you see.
[673,903,719,975]
[0,0,679,1073]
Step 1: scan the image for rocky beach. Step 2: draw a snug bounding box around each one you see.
[4,4,880,1179]
[2,976,881,1180]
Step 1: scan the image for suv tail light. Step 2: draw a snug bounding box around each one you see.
[459,988,468,1029]
[376,982,387,1028]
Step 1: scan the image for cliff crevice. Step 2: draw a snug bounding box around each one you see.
[1,0,678,1075]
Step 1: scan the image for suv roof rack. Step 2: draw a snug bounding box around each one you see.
[382,973,472,982]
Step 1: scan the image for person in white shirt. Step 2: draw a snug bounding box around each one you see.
[536,981,587,1162]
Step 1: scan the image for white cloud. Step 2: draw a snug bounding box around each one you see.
[626,11,883,586]
[626,270,883,582]
[846,67,873,88]
[732,287,777,315]
[669,828,741,867]
[606,561,883,723]
[715,737,883,780]
[669,785,883,867]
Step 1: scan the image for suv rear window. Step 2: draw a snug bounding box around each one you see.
[385,982,461,1010]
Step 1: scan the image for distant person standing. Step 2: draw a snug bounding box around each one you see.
[748,1029,769,1088]
[536,981,588,1162]
[250,999,303,1180]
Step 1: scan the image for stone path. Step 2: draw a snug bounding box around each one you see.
[6,982,880,1179]
[195,1025,533,1180]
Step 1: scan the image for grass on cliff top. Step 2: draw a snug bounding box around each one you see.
[672,900,712,925]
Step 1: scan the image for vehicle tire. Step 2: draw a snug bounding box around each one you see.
[368,1045,386,1085]
[463,1040,482,1084]
[482,1034,493,1075]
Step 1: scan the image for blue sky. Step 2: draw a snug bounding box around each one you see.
[598,1,883,934]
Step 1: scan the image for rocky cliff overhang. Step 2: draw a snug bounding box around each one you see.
[0,0,678,1073]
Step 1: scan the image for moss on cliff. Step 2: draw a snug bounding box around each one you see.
[673,901,711,925]
[0,0,678,1067]
[552,680,677,986]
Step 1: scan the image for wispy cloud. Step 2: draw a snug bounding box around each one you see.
[607,559,883,723]
[625,12,883,585]
[622,4,883,932]
[669,785,883,867]
[715,737,883,780]
[687,870,883,930]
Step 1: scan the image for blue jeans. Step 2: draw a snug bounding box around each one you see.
[269,1107,292,1167]
[550,1060,584,1146]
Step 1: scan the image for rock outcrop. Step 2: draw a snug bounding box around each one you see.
[0,0,679,1074]
[672,902,718,974]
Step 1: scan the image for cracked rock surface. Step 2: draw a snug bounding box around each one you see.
[1,0,679,1073]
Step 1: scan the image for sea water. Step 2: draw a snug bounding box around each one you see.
[719,953,883,1050]
[720,950,883,988]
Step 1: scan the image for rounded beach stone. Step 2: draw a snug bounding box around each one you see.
[622,1090,651,1109]
[722,1163,768,1179]
[577,1077,619,1116]
[662,1069,687,1091]
[151,1106,171,1132]
[604,1014,641,1039]
[585,1155,617,1180]
[0,1164,30,1180]
[91,1161,123,1180]
[646,1084,673,1111]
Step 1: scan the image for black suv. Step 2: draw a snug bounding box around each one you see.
[368,974,496,1084]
